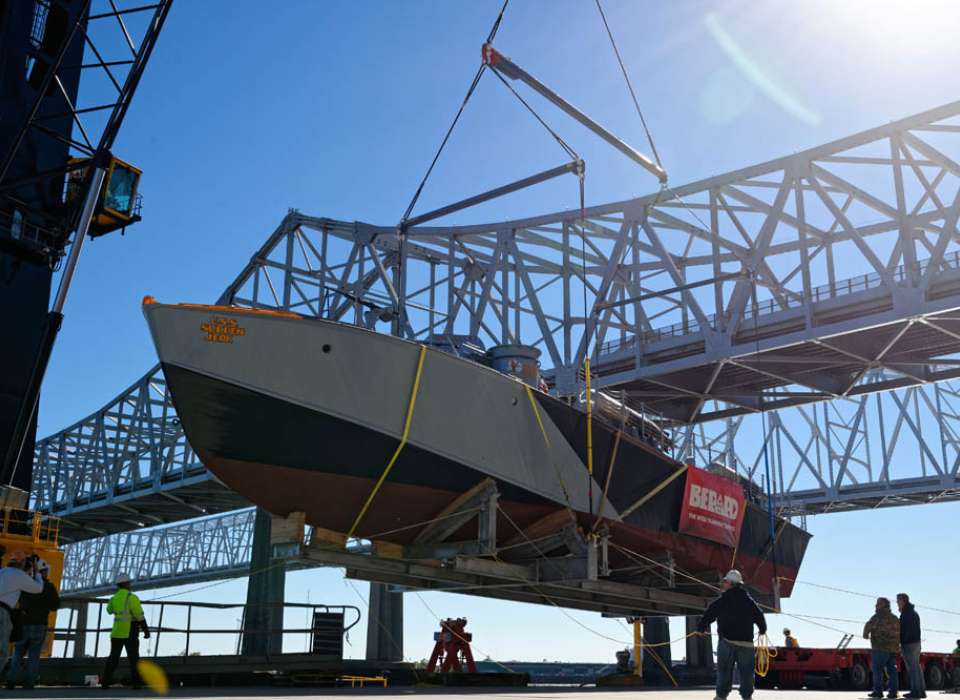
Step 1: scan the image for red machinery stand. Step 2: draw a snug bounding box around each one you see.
[427,618,477,673]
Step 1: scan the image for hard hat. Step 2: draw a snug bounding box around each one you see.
[723,569,743,585]
[116,573,131,585]
[36,558,49,574]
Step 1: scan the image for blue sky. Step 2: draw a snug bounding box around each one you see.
[41,0,960,662]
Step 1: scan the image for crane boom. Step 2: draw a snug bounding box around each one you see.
[481,43,667,184]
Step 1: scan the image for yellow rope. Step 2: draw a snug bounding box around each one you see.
[525,385,551,448]
[639,631,699,648]
[755,633,777,677]
[524,385,574,509]
[645,644,679,687]
[619,464,689,518]
[347,345,427,539]
[592,429,621,530]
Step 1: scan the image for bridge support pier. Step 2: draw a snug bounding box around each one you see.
[242,507,285,656]
[686,615,713,670]
[642,616,672,680]
[365,583,403,662]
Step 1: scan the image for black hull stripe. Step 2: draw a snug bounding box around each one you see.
[164,362,809,571]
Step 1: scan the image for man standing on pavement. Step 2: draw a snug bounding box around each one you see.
[6,559,59,689]
[698,569,767,700]
[865,596,901,699]
[101,573,150,689]
[898,593,925,699]
[0,556,42,676]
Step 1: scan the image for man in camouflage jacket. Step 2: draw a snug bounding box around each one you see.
[864,597,900,699]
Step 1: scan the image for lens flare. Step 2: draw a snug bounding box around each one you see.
[137,660,169,695]
[705,12,821,127]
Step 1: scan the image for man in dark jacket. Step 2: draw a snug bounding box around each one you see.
[698,569,767,700]
[898,593,925,699]
[5,559,59,689]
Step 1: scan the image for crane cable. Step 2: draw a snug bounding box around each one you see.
[594,0,663,170]
[399,0,510,225]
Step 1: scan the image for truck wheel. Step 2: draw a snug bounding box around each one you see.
[950,665,960,688]
[849,661,870,691]
[925,663,944,690]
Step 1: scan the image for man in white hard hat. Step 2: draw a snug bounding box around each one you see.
[5,558,59,689]
[697,569,767,700]
[101,573,150,688]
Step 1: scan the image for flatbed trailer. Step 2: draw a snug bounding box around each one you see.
[758,646,960,691]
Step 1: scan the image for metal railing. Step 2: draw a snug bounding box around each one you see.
[0,210,61,252]
[0,508,61,547]
[598,249,960,356]
[56,599,361,659]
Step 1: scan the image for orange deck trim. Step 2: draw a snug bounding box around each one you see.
[142,297,302,319]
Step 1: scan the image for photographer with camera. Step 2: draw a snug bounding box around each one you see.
[0,554,42,675]
[6,558,59,689]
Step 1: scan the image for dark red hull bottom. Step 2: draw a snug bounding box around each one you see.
[206,453,799,597]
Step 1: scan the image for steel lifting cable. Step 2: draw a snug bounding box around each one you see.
[345,577,420,680]
[494,504,700,653]
[750,272,781,585]
[785,578,960,619]
[455,501,959,675]
[399,0,511,225]
[594,0,663,170]
[488,68,580,162]
[578,162,594,519]
[493,505,636,646]
[492,503,701,691]
[608,540,857,637]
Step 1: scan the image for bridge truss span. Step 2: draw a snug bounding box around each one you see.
[224,101,960,425]
[32,364,248,542]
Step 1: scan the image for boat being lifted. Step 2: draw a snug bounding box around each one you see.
[141,21,810,617]
[142,298,810,618]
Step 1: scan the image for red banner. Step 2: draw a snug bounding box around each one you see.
[678,466,746,547]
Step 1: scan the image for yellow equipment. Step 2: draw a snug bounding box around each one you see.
[0,493,64,658]
[66,155,142,236]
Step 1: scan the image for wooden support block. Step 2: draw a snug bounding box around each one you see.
[270,511,306,545]
[373,540,404,559]
[308,525,347,548]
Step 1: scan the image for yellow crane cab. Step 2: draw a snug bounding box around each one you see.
[66,155,142,237]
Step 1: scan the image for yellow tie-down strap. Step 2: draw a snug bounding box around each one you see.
[619,464,689,519]
[347,345,427,539]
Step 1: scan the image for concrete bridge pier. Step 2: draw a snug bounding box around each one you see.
[365,583,404,662]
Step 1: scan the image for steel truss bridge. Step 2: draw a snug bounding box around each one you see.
[43,100,960,593]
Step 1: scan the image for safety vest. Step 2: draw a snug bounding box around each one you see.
[106,588,144,639]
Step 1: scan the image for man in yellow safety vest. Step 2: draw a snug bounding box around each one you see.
[101,573,150,688]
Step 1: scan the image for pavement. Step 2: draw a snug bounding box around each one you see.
[0,688,946,699]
